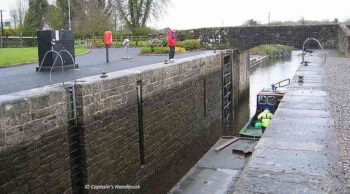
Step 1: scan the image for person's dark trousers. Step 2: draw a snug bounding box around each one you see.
[262,126,266,134]
[169,46,175,59]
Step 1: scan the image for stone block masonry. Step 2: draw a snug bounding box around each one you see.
[178,24,339,50]
[339,24,350,57]
[74,53,225,191]
[0,86,72,193]
[0,51,250,193]
[238,50,250,99]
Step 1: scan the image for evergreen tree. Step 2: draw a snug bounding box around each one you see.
[23,0,48,35]
[45,5,63,30]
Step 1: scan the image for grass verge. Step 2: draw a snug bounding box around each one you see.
[250,44,292,58]
[141,46,186,55]
[0,46,89,67]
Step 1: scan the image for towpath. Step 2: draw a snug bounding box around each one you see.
[233,50,350,193]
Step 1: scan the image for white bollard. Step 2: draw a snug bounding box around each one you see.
[121,39,132,59]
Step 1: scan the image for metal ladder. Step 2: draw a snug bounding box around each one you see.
[222,51,233,129]
[65,85,84,193]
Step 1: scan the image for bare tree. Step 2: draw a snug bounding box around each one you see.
[12,0,28,29]
[55,0,116,37]
[9,9,17,29]
[116,0,169,32]
[72,0,113,39]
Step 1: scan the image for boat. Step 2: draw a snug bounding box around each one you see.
[239,79,290,138]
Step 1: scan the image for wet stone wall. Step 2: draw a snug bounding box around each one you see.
[238,50,250,99]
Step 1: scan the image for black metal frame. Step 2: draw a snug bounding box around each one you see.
[137,80,145,165]
[222,52,233,128]
[65,85,85,193]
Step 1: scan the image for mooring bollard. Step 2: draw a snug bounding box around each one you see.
[298,75,304,83]
[105,46,109,63]
[100,71,108,78]
[121,39,132,59]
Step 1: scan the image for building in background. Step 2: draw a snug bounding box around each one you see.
[2,19,11,28]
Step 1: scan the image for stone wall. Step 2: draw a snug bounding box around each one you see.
[0,51,251,193]
[178,24,339,50]
[0,86,72,193]
[228,50,250,105]
[238,50,250,98]
[339,24,350,57]
[74,53,224,192]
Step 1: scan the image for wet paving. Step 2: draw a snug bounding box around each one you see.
[233,50,346,193]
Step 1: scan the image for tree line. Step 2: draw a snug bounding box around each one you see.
[7,0,170,37]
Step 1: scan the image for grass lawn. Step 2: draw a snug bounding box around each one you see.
[0,46,89,67]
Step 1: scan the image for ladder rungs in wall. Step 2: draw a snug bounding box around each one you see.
[223,102,232,110]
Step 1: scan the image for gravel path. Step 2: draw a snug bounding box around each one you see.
[324,50,350,191]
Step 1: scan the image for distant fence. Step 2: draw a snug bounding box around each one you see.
[85,35,149,48]
[0,35,149,48]
[0,36,37,48]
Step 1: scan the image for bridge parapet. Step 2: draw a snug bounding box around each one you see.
[178,24,339,50]
[339,24,350,57]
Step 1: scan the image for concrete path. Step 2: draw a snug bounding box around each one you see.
[0,48,207,95]
[233,50,347,193]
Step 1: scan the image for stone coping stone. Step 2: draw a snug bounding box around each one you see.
[0,83,66,105]
[340,24,350,36]
[75,52,218,85]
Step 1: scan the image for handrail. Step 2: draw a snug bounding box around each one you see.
[49,53,65,84]
[58,50,75,65]
[37,50,64,83]
[57,49,77,84]
[301,38,327,63]
[37,48,76,85]
[271,78,290,91]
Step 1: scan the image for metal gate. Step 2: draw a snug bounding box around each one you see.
[222,51,233,129]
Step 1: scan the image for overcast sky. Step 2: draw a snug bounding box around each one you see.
[1,0,349,30]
